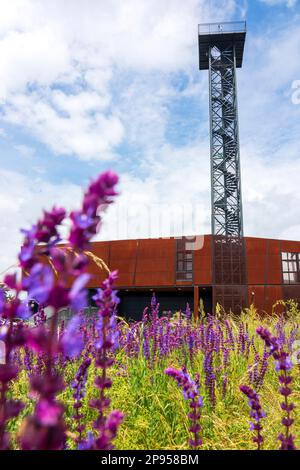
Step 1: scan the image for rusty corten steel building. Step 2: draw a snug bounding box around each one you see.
[86,235,300,320]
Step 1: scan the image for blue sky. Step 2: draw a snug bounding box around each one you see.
[0,0,300,273]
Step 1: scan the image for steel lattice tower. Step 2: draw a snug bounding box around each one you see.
[198,22,247,312]
[199,21,246,236]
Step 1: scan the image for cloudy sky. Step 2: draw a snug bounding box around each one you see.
[0,0,300,274]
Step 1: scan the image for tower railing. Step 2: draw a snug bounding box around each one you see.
[198,21,246,35]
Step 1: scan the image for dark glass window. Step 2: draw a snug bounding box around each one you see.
[281,252,300,284]
[176,238,194,281]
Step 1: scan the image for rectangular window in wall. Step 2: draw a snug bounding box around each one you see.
[176,238,194,282]
[281,252,300,284]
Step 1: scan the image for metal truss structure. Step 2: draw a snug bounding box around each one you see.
[199,22,246,236]
[199,22,248,313]
[213,235,247,313]
[209,46,242,236]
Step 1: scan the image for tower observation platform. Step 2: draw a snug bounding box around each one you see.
[198,21,246,70]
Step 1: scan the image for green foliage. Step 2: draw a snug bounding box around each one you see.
[8,311,300,450]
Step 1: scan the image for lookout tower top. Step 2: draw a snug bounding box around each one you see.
[198,21,246,70]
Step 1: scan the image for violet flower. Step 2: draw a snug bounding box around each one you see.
[142,325,150,362]
[203,349,216,407]
[0,283,27,448]
[257,327,297,450]
[69,171,118,250]
[60,315,84,359]
[150,292,157,311]
[257,346,269,390]
[18,171,119,450]
[185,303,191,321]
[187,331,194,366]
[72,356,91,445]
[240,385,265,450]
[83,271,123,450]
[165,367,203,449]
[19,207,66,271]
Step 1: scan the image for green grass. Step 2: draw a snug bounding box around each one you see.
[8,308,300,450]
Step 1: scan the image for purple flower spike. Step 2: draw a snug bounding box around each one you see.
[69,273,90,312]
[257,326,297,450]
[60,316,84,359]
[185,303,192,321]
[87,271,123,450]
[151,292,157,310]
[1,170,120,450]
[22,263,54,305]
[69,171,118,250]
[165,367,203,449]
[240,385,265,450]
[72,356,91,445]
[19,206,66,270]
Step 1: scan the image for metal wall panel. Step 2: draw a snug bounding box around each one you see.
[266,239,282,285]
[194,235,212,285]
[248,286,265,310]
[86,241,110,288]
[281,240,300,253]
[135,239,175,287]
[245,237,267,285]
[264,285,284,313]
[109,240,138,286]
[248,285,284,313]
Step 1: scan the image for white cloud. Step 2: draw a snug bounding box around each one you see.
[0,27,71,99]
[0,0,236,160]
[14,144,35,158]
[260,0,297,7]
[242,150,300,239]
[100,138,300,244]
[3,91,124,160]
[0,168,82,274]
[100,141,211,241]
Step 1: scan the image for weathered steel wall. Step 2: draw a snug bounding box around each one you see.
[86,235,300,316]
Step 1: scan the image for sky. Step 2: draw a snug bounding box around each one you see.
[0,0,300,274]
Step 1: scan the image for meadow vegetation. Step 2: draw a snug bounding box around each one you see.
[0,171,299,450]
